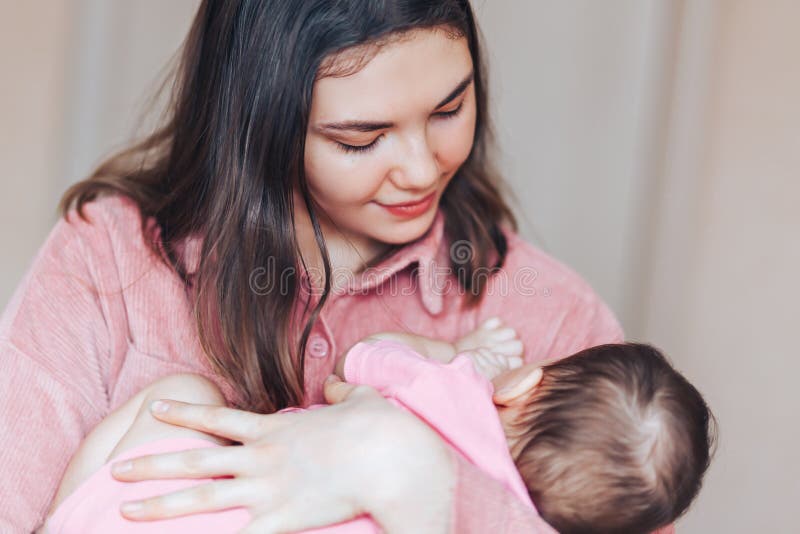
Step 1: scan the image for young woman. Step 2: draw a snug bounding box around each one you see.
[0,1,669,532]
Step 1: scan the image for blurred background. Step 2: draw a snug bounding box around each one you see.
[1,0,797,531]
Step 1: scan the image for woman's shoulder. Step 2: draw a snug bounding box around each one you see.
[61,194,177,285]
[471,225,625,355]
[498,225,604,306]
[66,193,148,239]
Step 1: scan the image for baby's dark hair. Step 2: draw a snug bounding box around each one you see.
[512,343,717,534]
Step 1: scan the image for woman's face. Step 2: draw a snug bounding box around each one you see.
[304,28,477,251]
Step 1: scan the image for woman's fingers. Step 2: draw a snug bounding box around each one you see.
[147,400,288,443]
[105,388,447,530]
[111,443,254,481]
[119,478,259,521]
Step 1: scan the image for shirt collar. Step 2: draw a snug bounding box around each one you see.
[344,210,447,315]
[176,210,448,315]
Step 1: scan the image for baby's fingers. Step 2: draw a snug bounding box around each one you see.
[479,317,502,329]
[487,327,518,342]
[490,339,524,358]
[488,351,523,370]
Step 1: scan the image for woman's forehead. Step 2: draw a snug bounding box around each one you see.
[309,29,472,122]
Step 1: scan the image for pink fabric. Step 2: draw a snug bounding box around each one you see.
[44,438,251,533]
[0,194,660,533]
[343,339,535,509]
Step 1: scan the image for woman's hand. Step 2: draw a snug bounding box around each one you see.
[110,376,456,533]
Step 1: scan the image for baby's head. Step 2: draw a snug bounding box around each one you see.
[491,343,716,534]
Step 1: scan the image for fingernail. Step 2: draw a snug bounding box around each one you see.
[325,375,338,384]
[150,400,169,413]
[112,461,132,474]
[121,501,143,515]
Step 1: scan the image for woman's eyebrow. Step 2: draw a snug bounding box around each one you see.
[434,70,474,108]
[317,70,474,133]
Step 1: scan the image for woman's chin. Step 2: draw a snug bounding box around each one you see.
[372,208,439,245]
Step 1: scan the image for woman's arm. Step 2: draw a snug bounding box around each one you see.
[107,341,557,533]
[0,215,112,533]
[107,378,460,533]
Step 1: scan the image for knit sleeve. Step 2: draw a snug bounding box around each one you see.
[0,211,113,532]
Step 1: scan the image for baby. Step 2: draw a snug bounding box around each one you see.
[41,318,715,533]
[355,321,716,534]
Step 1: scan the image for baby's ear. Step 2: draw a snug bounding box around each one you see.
[492,366,543,406]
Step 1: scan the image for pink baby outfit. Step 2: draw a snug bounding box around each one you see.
[0,194,673,532]
[43,438,252,533]
[44,339,537,533]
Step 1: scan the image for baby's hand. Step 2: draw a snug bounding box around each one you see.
[454,317,524,358]
[454,317,525,380]
[461,347,523,380]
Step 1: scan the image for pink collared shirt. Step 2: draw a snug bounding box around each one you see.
[0,194,657,532]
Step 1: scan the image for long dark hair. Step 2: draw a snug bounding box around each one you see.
[61,0,515,413]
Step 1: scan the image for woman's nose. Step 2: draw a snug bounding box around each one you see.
[390,133,440,190]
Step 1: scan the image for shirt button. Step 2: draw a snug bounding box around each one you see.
[307,334,330,358]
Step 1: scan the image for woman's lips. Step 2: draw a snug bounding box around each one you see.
[377,192,436,218]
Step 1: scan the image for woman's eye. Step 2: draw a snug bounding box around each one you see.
[434,101,464,119]
[333,102,463,155]
[336,135,382,154]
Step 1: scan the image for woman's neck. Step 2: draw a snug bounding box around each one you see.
[291,192,391,283]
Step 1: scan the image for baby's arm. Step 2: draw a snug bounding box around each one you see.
[334,332,453,378]
[335,317,525,380]
[362,332,458,362]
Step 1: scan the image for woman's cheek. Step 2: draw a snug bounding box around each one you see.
[437,114,476,172]
[307,145,386,205]
[305,143,376,205]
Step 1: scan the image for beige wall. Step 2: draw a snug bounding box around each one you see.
[642,1,800,531]
[476,0,684,328]
[0,1,73,303]
[2,1,798,532]
[60,0,200,190]
[0,0,199,307]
